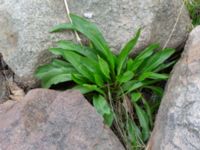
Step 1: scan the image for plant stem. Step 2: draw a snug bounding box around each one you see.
[63,0,82,44]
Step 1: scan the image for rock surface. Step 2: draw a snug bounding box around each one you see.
[0,57,14,103]
[0,0,191,87]
[0,0,74,86]
[147,26,200,150]
[0,72,8,103]
[68,0,191,54]
[0,89,125,150]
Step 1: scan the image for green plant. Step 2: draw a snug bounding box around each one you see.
[35,14,175,150]
[185,0,200,26]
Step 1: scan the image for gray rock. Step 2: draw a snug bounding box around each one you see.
[0,0,74,87]
[0,0,191,87]
[68,0,191,54]
[147,26,200,150]
[0,89,125,150]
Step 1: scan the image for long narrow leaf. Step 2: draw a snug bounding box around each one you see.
[117,29,141,75]
[122,80,144,93]
[35,63,73,88]
[142,97,153,128]
[50,49,94,82]
[98,56,111,79]
[140,48,175,72]
[117,71,134,84]
[139,72,169,81]
[73,84,105,95]
[50,23,74,32]
[133,103,150,141]
[69,14,115,72]
[127,44,159,72]
[57,40,97,59]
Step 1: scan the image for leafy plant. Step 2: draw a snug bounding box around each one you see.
[35,14,175,150]
[185,0,200,26]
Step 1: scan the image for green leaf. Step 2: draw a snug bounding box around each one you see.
[144,86,164,97]
[93,95,113,126]
[72,85,92,94]
[117,71,134,84]
[154,60,176,72]
[71,73,89,85]
[127,119,142,147]
[142,97,153,128]
[73,84,105,95]
[117,29,141,75]
[127,44,159,72]
[50,48,105,83]
[122,80,144,93]
[35,63,73,88]
[51,59,74,68]
[56,40,97,59]
[139,72,169,81]
[50,23,74,32]
[141,48,175,72]
[131,92,142,102]
[133,102,150,141]
[135,44,159,60]
[51,49,93,82]
[98,56,110,79]
[94,73,104,87]
[49,48,64,56]
[103,113,114,127]
[69,14,115,72]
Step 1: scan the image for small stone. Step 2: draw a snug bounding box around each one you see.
[83,12,94,19]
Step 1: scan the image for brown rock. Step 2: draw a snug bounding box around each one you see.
[147,26,200,150]
[0,89,124,150]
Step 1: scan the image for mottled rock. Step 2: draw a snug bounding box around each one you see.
[68,0,191,54]
[0,89,124,150]
[0,0,74,86]
[147,26,200,150]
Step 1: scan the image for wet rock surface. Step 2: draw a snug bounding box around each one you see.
[148,26,200,150]
[0,89,125,150]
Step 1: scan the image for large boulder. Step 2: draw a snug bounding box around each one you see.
[0,89,125,150]
[68,0,191,53]
[147,26,200,150]
[0,0,191,87]
[0,0,74,86]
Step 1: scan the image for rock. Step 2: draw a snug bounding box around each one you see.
[68,0,191,54]
[0,89,125,150]
[0,56,17,103]
[147,26,200,150]
[0,0,74,87]
[0,0,191,87]
[0,72,8,103]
